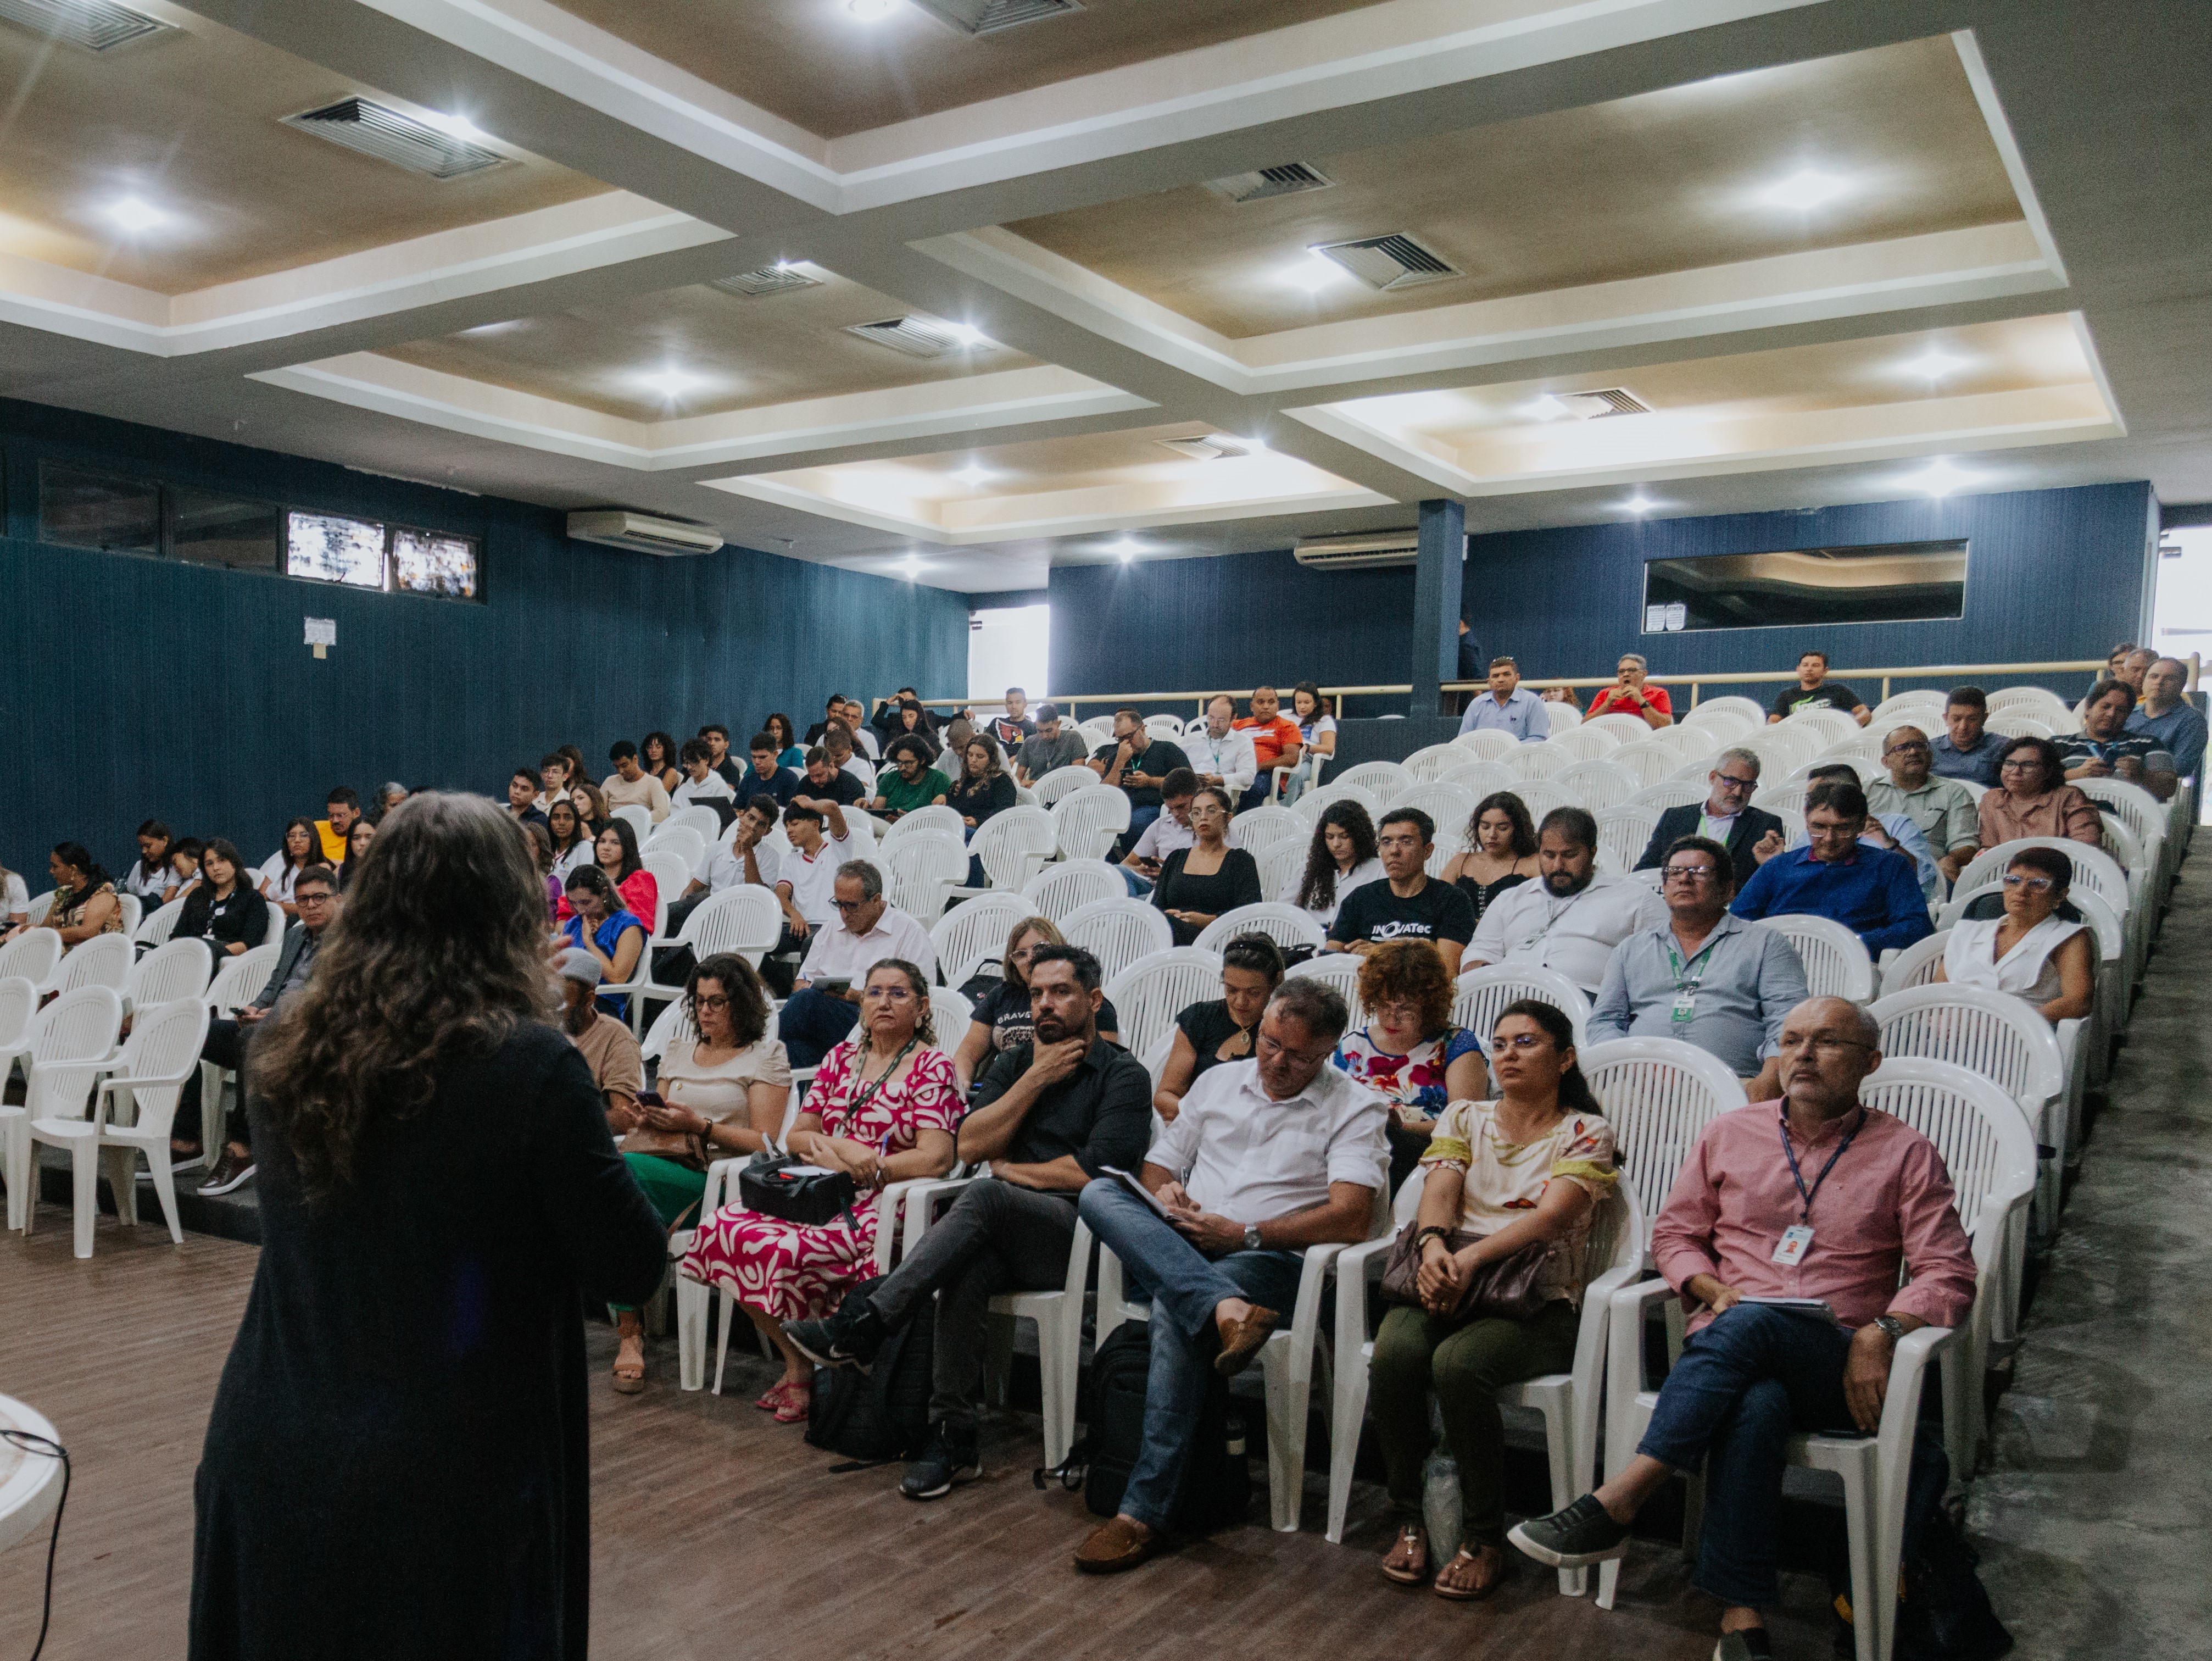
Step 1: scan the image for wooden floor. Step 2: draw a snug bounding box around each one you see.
[0,1218,1850,1660]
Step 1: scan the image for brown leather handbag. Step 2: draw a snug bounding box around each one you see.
[1378,1224,1550,1321]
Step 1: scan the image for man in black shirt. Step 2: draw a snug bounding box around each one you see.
[1767,651,1869,725]
[1089,706,1188,853]
[698,723,745,788]
[784,945,1151,1499]
[794,746,867,808]
[804,693,850,747]
[1324,807,1476,974]
[989,686,1037,749]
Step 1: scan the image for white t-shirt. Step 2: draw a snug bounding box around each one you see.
[841,755,878,792]
[1131,811,1196,863]
[673,772,736,807]
[1304,856,1386,926]
[779,833,858,928]
[122,858,172,901]
[700,837,783,896]
[258,854,307,902]
[3,871,27,918]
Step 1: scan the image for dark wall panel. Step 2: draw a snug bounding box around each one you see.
[0,400,968,871]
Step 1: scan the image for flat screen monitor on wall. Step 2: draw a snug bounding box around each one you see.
[287,510,387,588]
[1642,538,1969,633]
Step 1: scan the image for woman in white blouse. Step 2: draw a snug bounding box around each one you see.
[259,818,322,916]
[1935,845,2094,1023]
[1292,798,1385,927]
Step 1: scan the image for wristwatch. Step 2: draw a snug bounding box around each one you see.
[1872,1314,1906,1343]
[1242,1222,1263,1252]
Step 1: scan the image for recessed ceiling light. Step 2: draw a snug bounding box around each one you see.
[1106,536,1144,563]
[104,196,164,233]
[416,109,487,142]
[900,552,927,579]
[1904,458,1975,498]
[1757,169,1851,212]
[1281,253,1346,293]
[634,368,701,402]
[1620,491,1663,515]
[1903,348,1968,381]
[1522,394,1572,421]
[848,0,901,18]
[951,463,993,487]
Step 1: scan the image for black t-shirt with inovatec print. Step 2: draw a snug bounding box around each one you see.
[1328,875,1476,949]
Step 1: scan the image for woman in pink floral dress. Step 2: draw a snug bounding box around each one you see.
[679,959,959,1421]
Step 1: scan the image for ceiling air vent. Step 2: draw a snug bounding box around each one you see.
[709,264,823,298]
[0,0,168,49]
[282,98,508,180]
[1205,162,1335,205]
[911,0,1082,35]
[1559,387,1650,418]
[845,316,963,359]
[1155,435,1256,462]
[1311,232,1461,292]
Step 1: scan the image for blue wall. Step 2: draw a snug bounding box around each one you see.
[1049,482,2155,713]
[0,399,969,873]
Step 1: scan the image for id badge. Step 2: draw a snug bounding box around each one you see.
[1771,1224,1814,1266]
[1669,992,1696,1025]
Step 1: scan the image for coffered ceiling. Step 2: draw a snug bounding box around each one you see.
[0,0,2203,592]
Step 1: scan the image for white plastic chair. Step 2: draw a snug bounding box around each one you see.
[1786,706,1860,748]
[1451,964,1593,1048]
[1032,764,1098,808]
[1660,720,1728,759]
[1387,781,1477,840]
[1603,742,1679,791]
[1333,760,1409,799]
[122,938,215,1021]
[1451,729,1517,762]
[1258,837,1309,904]
[1052,786,1134,862]
[1753,914,1875,1002]
[1628,779,1707,812]
[1284,951,1366,1032]
[644,823,706,879]
[1059,898,1174,983]
[1403,742,1467,784]
[1684,696,1767,728]
[3,986,123,1234]
[959,807,1057,893]
[1596,805,1660,873]
[1878,929,1950,999]
[930,892,1034,989]
[1228,803,1304,853]
[1193,902,1325,956]
[116,895,142,939]
[0,931,63,995]
[46,932,131,999]
[1143,714,1185,742]
[1021,858,1124,921]
[1438,762,1516,802]
[611,803,654,843]
[883,832,970,924]
[632,886,784,1026]
[133,897,186,949]
[1752,782,1809,822]
[1289,781,1381,825]
[1576,1037,1748,1228]
[1104,947,1224,1062]
[1502,743,1572,782]
[205,943,279,1015]
[884,804,966,847]
[1543,701,1584,735]
[1077,716,1117,746]
[641,998,698,1068]
[1507,779,1578,826]
[1558,759,1636,812]
[668,804,722,842]
[1550,724,1622,760]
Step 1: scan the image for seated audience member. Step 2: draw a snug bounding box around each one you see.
[1729,780,1933,956]
[1015,702,1090,786]
[667,797,796,940]
[842,699,881,759]
[545,798,595,880]
[569,780,610,837]
[1585,653,1673,727]
[1,852,26,931]
[538,752,574,808]
[339,818,377,892]
[2126,656,2205,782]
[1120,770,1197,897]
[1232,684,1305,808]
[699,723,744,789]
[1154,934,1286,1123]
[764,713,805,771]
[1978,736,2103,848]
[873,735,953,820]
[556,947,642,1120]
[1089,708,1187,846]
[258,818,321,915]
[370,782,409,823]
[1291,682,1337,766]
[989,686,1036,750]
[777,799,859,942]
[1591,836,1808,1098]
[872,687,934,744]
[1149,785,1262,946]
[1334,939,1487,1191]
[1635,748,1786,873]
[952,917,1122,1090]
[1803,763,1943,902]
[821,723,875,793]
[2075,647,2153,722]
[2058,678,2177,802]
[1467,807,1664,991]
[609,953,792,1395]
[787,947,1150,1498]
[2103,641,2136,681]
[1295,799,1385,927]
[948,733,1018,833]
[172,838,270,962]
[1509,998,1976,1661]
[888,698,943,763]
[672,738,738,821]
[1935,845,2094,1024]
[602,741,672,823]
[1539,682,1582,707]
[1868,728,1982,885]
[1070,978,1386,1573]
[1931,686,2007,788]
[168,838,204,900]
[1329,808,1478,975]
[1181,695,1258,800]
[122,819,180,908]
[172,862,338,1194]
[1457,657,1546,743]
[556,818,658,928]
[682,959,958,1421]
[505,766,551,833]
[797,746,868,810]
[779,860,937,1069]
[640,731,683,792]
[1372,1000,1619,1598]
[557,743,590,795]
[1441,792,1541,923]
[734,733,804,814]
[1767,650,1869,726]
[314,786,360,863]
[805,695,851,747]
[560,865,647,1017]
[525,822,558,921]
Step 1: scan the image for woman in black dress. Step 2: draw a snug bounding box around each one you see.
[1439,791,1540,924]
[948,732,1019,888]
[190,792,666,1661]
[1150,785,1262,946]
[1152,934,1284,1120]
[172,838,270,963]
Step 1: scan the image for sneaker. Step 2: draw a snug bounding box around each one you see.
[200,1151,257,1197]
[784,1297,887,1373]
[899,1423,980,1501]
[1506,1494,1630,1568]
[1714,1630,1773,1661]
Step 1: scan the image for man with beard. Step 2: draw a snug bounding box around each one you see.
[783,945,1152,1501]
[1466,805,1667,993]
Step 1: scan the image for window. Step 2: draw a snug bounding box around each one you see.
[171,490,281,571]
[1642,539,1969,633]
[392,526,480,598]
[968,604,1050,704]
[40,463,159,555]
[287,510,388,588]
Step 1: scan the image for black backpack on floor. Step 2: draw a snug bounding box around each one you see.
[804,1278,934,1464]
[1042,1319,1250,1533]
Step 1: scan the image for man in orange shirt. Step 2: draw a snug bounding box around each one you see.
[1233,685,1305,808]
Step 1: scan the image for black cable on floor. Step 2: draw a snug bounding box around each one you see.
[1,1428,69,1661]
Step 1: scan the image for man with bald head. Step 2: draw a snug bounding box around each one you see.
[1233,685,1304,808]
[1866,725,1980,885]
[1511,996,1979,1661]
[2127,655,2207,785]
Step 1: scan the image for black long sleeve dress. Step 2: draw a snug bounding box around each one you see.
[189,1024,667,1661]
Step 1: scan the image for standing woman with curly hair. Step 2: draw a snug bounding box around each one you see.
[190,792,665,1661]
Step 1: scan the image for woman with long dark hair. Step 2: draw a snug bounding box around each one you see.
[339,818,377,892]
[175,838,271,961]
[1294,798,1383,926]
[544,797,594,881]
[555,816,656,928]
[764,713,804,770]
[123,818,178,908]
[4,841,121,948]
[259,818,322,915]
[639,731,683,793]
[190,793,665,1660]
[1440,792,1541,923]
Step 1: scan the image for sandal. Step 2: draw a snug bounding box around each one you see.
[753,1379,804,1413]
[611,1333,647,1395]
[1381,1522,1430,1585]
[772,1386,811,1424]
[1431,1544,1508,1602]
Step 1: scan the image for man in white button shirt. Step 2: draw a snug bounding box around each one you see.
[1180,695,1258,800]
[1071,979,1388,1574]
[1467,805,1667,993]
[779,860,937,1068]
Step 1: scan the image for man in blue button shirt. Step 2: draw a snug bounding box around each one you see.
[2126,657,2207,784]
[1456,655,1547,742]
[1729,778,1932,956]
[1930,686,2007,788]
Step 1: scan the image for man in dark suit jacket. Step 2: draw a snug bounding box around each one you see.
[1635,749,1788,873]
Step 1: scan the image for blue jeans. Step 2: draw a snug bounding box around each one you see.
[1119,866,1154,897]
[1077,1180,1303,1531]
[780,985,858,1069]
[1636,1304,1949,1609]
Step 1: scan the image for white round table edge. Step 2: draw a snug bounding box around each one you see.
[0,1394,64,1558]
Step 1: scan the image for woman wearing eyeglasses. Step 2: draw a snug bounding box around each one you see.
[1934,846,2094,1023]
[679,959,957,1422]
[1332,939,1488,1191]
[1149,784,1261,946]
[1976,735,2102,848]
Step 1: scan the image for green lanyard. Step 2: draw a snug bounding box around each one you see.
[1664,935,1719,1024]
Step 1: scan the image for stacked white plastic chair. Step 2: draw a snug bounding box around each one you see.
[1193,902,1325,956]
[1596,805,1660,873]
[1022,858,1124,921]
[1558,759,1636,811]
[1284,951,1366,1031]
[1052,786,1133,862]
[961,807,1057,892]
[1032,765,1099,808]
[930,892,1032,988]
[1503,743,1572,782]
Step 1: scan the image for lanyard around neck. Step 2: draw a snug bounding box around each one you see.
[1778,1105,1866,1221]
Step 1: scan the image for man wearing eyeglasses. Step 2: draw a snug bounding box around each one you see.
[1509,998,1977,1661]
[1467,805,1667,992]
[780,860,936,1068]
[1729,779,1934,957]
[1590,837,1808,1099]
[1634,747,1787,873]
[1866,726,1981,885]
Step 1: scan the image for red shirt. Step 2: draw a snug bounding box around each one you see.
[1587,682,1672,720]
[1234,714,1302,770]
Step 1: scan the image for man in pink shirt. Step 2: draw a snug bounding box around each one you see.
[1508,996,1977,1661]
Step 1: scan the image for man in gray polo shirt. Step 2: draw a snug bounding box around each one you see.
[1014,703,1090,785]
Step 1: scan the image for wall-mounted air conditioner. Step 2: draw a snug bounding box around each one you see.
[1292,530,1465,571]
[567,511,723,557]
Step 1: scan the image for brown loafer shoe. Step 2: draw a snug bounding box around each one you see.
[1213,1305,1280,1377]
[1073,1515,1160,1575]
